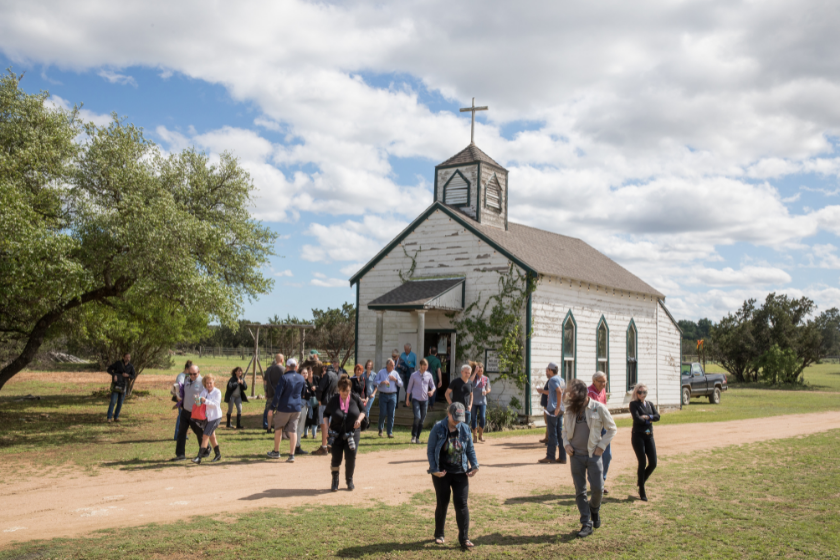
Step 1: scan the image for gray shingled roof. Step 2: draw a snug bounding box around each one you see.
[368,278,465,308]
[438,144,506,169]
[470,218,664,298]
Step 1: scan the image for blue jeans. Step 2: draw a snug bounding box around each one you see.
[364,394,376,419]
[470,404,487,430]
[378,393,397,435]
[601,427,612,480]
[429,388,437,408]
[107,391,125,420]
[263,406,270,429]
[399,372,411,404]
[464,410,471,429]
[411,399,429,439]
[545,413,567,462]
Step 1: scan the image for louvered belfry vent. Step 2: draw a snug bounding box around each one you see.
[444,171,469,206]
[486,175,502,211]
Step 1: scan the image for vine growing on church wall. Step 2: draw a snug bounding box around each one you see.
[398,245,421,283]
[445,263,535,399]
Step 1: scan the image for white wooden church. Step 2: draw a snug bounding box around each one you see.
[350,124,681,420]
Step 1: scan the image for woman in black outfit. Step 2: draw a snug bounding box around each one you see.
[629,383,660,501]
[323,376,366,492]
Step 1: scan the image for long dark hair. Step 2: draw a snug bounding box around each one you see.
[231,367,243,377]
[565,379,589,415]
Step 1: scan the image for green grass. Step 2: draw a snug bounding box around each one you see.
[4,359,840,472]
[704,361,840,391]
[2,428,838,558]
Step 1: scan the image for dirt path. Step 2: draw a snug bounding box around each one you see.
[3,410,839,546]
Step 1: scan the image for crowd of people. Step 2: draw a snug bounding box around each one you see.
[106,346,659,547]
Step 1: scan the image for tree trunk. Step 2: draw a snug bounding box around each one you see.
[0,282,129,392]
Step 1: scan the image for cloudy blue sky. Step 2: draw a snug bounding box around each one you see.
[3,0,840,323]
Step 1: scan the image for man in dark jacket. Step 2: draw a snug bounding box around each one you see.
[312,364,339,456]
[263,354,285,431]
[106,353,136,423]
[266,358,306,462]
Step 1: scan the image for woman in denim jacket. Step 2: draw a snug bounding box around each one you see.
[426,402,480,550]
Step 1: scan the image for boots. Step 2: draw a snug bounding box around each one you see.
[192,446,210,464]
[346,478,355,491]
[226,414,231,429]
[639,486,648,501]
[331,471,340,492]
[211,445,221,463]
[236,414,242,429]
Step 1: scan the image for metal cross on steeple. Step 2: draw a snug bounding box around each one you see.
[459,97,488,145]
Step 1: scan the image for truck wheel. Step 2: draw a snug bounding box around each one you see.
[709,387,721,404]
[682,387,691,406]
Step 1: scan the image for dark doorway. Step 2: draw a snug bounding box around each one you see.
[424,331,454,394]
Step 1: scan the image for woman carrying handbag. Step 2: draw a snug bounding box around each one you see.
[193,374,223,464]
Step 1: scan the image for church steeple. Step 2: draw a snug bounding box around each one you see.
[434,143,509,230]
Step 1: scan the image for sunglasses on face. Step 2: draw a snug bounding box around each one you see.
[637,390,647,395]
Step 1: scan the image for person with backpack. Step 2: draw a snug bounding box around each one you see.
[224,366,248,429]
[106,353,136,423]
[312,363,340,455]
[323,376,366,491]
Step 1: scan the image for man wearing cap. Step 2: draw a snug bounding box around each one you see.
[266,358,306,462]
[538,363,567,464]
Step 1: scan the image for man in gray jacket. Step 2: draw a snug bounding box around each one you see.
[172,365,208,461]
[263,354,285,432]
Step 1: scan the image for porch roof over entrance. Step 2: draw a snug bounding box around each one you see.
[368,278,465,311]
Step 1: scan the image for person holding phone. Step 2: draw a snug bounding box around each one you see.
[426,402,479,550]
[629,383,659,501]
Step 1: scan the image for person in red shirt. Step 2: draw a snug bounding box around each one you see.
[588,372,612,493]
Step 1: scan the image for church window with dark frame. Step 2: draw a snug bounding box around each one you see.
[485,175,502,212]
[627,320,638,391]
[597,317,609,388]
[443,170,470,206]
[562,312,576,384]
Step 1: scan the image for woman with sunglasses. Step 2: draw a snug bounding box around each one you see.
[629,383,660,501]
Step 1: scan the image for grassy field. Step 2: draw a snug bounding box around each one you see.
[704,361,840,391]
[2,359,840,472]
[2,428,837,558]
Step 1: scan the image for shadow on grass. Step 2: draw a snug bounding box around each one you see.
[240,488,332,500]
[336,533,577,556]
[504,493,635,507]
[388,459,427,465]
[483,462,541,468]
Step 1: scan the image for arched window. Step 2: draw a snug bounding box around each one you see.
[562,311,576,384]
[485,175,502,212]
[597,317,609,390]
[627,320,638,391]
[443,170,470,206]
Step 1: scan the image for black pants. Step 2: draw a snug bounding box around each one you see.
[175,408,204,457]
[631,432,657,489]
[432,472,470,544]
[330,429,360,481]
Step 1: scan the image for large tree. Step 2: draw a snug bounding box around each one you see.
[0,72,275,390]
[311,303,355,368]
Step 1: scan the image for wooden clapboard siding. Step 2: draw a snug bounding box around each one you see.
[530,275,679,417]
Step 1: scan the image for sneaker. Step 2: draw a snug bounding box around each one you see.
[295,447,310,455]
[286,455,295,463]
[312,446,329,456]
[538,457,557,464]
[577,525,593,538]
[266,451,281,459]
[410,437,417,444]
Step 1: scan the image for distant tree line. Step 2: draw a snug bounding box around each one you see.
[681,293,840,385]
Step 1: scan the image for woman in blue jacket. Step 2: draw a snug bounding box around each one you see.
[426,402,479,550]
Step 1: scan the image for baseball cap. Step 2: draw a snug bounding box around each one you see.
[547,362,559,372]
[286,358,297,367]
[448,402,466,423]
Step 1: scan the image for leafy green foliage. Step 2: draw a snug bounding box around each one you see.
[447,264,535,392]
[0,71,276,390]
[312,302,356,367]
[758,344,802,385]
[485,402,519,432]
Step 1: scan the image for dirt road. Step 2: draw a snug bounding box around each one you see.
[3,410,839,545]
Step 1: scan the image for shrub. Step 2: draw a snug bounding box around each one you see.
[486,402,518,432]
[759,344,802,385]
